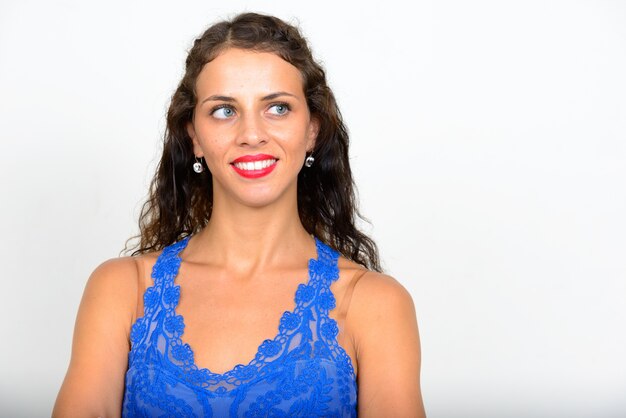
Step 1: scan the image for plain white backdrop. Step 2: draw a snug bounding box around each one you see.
[1,0,625,416]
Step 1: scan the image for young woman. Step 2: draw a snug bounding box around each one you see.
[53,13,425,417]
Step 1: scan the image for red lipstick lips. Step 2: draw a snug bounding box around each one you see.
[231,153,278,179]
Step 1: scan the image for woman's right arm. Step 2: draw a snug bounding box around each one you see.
[52,257,140,418]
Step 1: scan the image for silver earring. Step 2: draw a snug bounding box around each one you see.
[193,157,204,173]
[304,154,315,168]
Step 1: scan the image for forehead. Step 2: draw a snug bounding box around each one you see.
[195,48,305,97]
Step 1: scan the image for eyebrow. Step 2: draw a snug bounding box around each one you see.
[200,91,298,105]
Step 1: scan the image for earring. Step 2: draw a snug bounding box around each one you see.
[304,154,315,168]
[193,157,204,173]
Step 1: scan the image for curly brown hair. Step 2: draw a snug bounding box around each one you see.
[126,12,381,272]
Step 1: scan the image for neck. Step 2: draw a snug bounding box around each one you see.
[189,188,315,272]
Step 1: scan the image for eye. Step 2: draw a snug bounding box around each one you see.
[211,105,235,119]
[268,103,290,116]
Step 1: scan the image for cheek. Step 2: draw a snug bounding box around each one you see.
[199,137,228,165]
[271,120,311,147]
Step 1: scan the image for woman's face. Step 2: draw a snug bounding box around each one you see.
[187,48,319,209]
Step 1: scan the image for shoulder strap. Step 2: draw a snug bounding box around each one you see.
[315,237,340,266]
[337,269,368,325]
[133,256,147,322]
[150,236,190,286]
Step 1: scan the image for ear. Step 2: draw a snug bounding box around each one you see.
[186,121,204,157]
[306,116,320,152]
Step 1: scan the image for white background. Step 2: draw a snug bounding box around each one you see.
[1,0,625,417]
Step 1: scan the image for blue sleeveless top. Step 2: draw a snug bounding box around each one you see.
[122,236,357,417]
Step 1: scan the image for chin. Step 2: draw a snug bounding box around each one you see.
[244,185,300,209]
[215,177,297,209]
[230,188,286,209]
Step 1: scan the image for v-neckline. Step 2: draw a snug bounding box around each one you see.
[166,236,325,382]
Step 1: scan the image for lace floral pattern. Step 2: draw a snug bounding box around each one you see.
[123,237,357,417]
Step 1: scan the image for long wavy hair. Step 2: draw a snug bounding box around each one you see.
[126,12,381,272]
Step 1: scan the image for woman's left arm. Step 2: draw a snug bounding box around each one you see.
[348,272,426,417]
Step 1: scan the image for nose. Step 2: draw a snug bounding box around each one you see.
[236,112,267,147]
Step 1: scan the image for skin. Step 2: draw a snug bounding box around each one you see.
[53,48,425,417]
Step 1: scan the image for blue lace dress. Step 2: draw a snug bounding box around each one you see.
[122,236,357,417]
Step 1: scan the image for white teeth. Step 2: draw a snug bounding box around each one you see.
[234,159,276,170]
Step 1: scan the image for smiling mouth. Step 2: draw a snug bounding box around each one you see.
[232,159,277,171]
[230,158,278,178]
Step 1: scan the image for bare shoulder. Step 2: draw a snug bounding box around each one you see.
[91,252,159,279]
[88,257,139,290]
[350,270,416,318]
[335,257,415,315]
[86,253,158,298]
[355,270,412,297]
[339,268,425,416]
[82,252,160,324]
[52,254,159,416]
